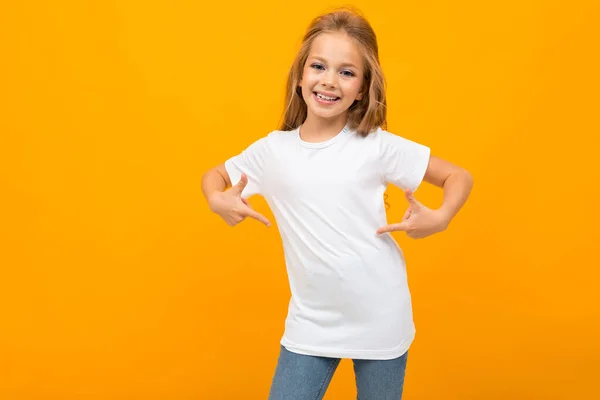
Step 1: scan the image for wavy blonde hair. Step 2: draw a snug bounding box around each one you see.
[279,8,387,137]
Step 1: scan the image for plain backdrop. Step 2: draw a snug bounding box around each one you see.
[1,1,599,399]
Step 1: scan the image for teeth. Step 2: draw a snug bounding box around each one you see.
[316,93,337,101]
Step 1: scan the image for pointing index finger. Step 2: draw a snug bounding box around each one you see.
[242,207,271,227]
[377,221,409,235]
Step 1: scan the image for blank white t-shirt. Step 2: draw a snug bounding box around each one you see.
[224,125,430,360]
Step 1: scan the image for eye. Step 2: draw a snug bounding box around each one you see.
[311,63,325,70]
[341,70,355,77]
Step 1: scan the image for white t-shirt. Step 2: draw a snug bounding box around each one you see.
[224,125,431,360]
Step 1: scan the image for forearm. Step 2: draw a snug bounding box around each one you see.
[438,169,473,223]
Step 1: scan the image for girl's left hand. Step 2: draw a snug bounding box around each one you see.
[376,189,450,239]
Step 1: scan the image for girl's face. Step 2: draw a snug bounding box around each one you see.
[299,32,365,123]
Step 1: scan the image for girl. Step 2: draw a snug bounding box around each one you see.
[201,8,473,400]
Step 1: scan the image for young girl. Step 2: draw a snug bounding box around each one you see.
[202,8,473,400]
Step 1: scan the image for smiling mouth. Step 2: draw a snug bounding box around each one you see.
[313,92,341,103]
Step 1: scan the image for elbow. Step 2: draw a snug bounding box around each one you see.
[461,168,474,192]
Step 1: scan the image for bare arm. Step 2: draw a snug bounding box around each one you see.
[201,164,231,211]
[377,155,473,238]
[201,164,270,227]
[423,155,474,223]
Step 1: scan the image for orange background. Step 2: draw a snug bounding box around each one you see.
[1,1,599,399]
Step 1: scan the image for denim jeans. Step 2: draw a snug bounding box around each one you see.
[268,345,408,400]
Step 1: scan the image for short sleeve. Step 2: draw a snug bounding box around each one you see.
[378,129,431,192]
[224,135,270,198]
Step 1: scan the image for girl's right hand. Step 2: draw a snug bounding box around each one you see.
[208,173,271,227]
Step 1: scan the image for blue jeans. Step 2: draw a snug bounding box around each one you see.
[268,345,408,400]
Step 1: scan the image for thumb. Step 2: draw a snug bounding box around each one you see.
[232,173,248,194]
[404,189,422,209]
[402,207,412,221]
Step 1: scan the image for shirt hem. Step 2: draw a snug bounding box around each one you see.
[280,333,415,360]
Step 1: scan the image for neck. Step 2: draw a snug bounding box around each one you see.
[299,113,348,142]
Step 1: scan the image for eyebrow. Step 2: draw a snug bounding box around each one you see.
[309,56,359,69]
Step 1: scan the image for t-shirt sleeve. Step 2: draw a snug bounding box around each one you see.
[224,135,270,198]
[378,129,431,192]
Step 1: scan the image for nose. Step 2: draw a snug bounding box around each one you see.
[321,70,337,87]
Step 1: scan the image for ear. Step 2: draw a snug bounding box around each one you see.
[356,90,364,101]
[356,81,368,101]
[356,82,369,101]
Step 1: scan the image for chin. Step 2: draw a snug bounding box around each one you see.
[308,105,350,120]
[310,110,345,121]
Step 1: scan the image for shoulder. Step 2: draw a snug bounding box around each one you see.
[355,127,410,144]
[351,127,413,151]
[372,127,429,150]
[266,129,297,141]
[260,129,298,150]
[241,129,295,149]
[368,127,413,142]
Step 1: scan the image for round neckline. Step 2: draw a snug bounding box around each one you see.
[296,124,351,149]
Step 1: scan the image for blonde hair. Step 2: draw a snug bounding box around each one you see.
[279,8,387,137]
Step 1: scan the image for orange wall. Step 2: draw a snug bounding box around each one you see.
[1,1,599,399]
